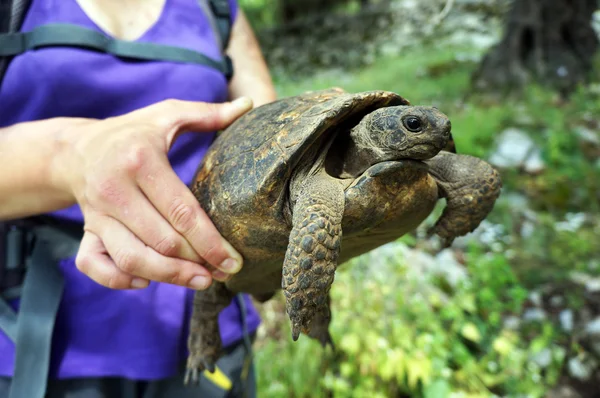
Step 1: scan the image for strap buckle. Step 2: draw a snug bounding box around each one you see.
[0,222,33,298]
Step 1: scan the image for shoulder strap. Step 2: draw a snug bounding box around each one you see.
[199,0,233,53]
[0,0,31,85]
[0,24,233,75]
[208,0,232,52]
[200,0,234,78]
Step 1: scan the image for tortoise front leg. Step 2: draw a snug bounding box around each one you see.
[185,281,233,385]
[425,152,502,247]
[283,173,344,341]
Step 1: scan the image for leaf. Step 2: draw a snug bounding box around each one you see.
[493,336,514,356]
[381,349,404,382]
[461,323,482,343]
[405,354,432,390]
[460,293,477,313]
[423,379,450,398]
[340,334,361,355]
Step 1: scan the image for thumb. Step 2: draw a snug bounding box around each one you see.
[143,97,254,144]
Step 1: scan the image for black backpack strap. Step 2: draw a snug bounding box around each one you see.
[0,222,80,398]
[0,0,31,85]
[7,0,31,32]
[208,0,232,51]
[199,0,234,80]
[0,23,232,75]
[8,237,65,398]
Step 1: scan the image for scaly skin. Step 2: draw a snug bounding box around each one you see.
[185,281,233,385]
[306,293,335,349]
[425,151,503,247]
[283,171,344,341]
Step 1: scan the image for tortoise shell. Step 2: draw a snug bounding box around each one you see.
[192,88,440,294]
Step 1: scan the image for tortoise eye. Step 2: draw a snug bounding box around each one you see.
[403,117,422,132]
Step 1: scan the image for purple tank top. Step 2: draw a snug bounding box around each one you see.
[0,0,261,380]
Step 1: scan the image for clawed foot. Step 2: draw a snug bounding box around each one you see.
[308,328,336,350]
[184,354,218,386]
[426,225,454,248]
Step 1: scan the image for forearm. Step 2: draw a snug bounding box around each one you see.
[0,118,83,220]
[227,10,277,106]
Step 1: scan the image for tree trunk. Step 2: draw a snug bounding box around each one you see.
[280,0,351,23]
[473,0,599,95]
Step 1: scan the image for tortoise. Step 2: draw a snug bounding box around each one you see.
[184,88,502,383]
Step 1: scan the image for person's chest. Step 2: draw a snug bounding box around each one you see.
[75,0,167,40]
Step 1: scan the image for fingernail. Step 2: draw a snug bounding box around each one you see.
[231,96,253,111]
[219,258,241,273]
[131,278,149,289]
[212,270,231,282]
[216,240,243,274]
[189,276,211,290]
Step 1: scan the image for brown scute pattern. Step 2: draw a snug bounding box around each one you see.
[282,200,342,341]
[426,152,503,247]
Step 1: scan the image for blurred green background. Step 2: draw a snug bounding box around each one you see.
[238,1,600,396]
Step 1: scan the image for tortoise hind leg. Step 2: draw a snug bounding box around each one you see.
[283,172,344,341]
[185,281,234,385]
[307,293,335,349]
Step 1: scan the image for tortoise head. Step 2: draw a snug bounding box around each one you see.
[352,105,452,160]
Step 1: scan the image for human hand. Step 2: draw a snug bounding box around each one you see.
[52,98,253,290]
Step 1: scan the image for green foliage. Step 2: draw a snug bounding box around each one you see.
[255,245,565,397]
[253,21,600,397]
[238,0,280,29]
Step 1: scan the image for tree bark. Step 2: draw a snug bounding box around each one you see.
[473,0,599,95]
[280,0,351,23]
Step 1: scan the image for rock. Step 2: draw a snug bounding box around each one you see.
[520,221,536,239]
[531,348,552,368]
[489,128,545,174]
[567,357,594,381]
[560,309,574,333]
[593,10,600,38]
[591,342,600,357]
[434,249,468,288]
[585,317,600,336]
[555,212,588,233]
[523,308,546,322]
[529,291,542,307]
[550,295,564,307]
[503,315,521,330]
[574,126,600,146]
[387,244,468,289]
[546,385,583,398]
[570,271,600,293]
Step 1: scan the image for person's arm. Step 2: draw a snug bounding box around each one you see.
[0,117,87,219]
[0,99,252,290]
[227,9,277,106]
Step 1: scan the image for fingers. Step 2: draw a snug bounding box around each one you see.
[79,214,214,290]
[136,156,243,276]
[76,231,150,290]
[93,178,203,265]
